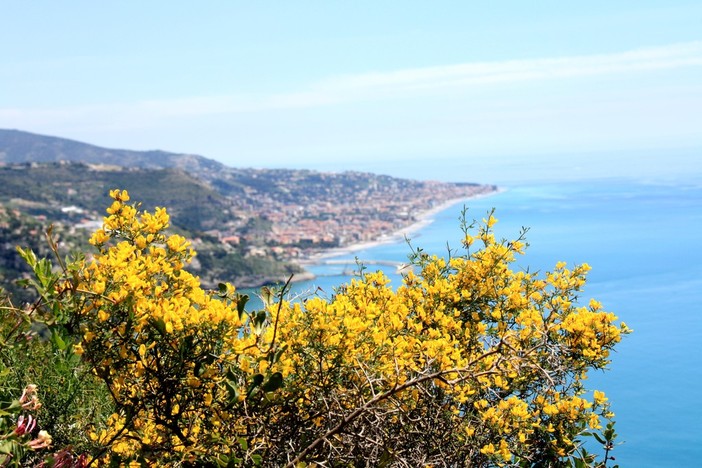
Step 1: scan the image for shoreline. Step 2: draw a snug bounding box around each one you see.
[299,188,503,266]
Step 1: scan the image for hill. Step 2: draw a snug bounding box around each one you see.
[0,128,223,173]
[0,162,303,302]
[0,129,497,300]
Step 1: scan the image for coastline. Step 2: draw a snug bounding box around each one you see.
[299,188,503,266]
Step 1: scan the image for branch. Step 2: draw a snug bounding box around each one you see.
[284,346,503,467]
[265,274,294,355]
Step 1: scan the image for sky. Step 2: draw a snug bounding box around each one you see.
[2,2,702,184]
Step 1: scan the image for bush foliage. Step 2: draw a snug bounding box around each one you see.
[0,190,628,467]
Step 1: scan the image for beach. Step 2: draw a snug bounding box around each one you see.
[300,190,502,265]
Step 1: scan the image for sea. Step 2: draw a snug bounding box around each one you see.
[247,173,702,466]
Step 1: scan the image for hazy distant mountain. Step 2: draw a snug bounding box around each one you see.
[0,128,224,173]
[0,128,492,206]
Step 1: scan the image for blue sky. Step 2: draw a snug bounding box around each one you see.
[2,2,701,183]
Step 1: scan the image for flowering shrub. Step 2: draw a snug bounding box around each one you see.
[44,190,280,465]
[267,212,628,466]
[3,190,628,466]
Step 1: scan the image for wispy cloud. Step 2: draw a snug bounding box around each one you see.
[2,41,701,128]
[318,41,702,94]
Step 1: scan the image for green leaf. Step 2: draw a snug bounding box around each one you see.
[16,246,37,268]
[0,399,21,417]
[150,318,166,335]
[0,440,15,455]
[261,372,284,393]
[225,381,240,403]
[52,331,67,351]
[215,454,229,467]
[250,454,262,465]
[252,311,267,335]
[238,437,248,451]
[246,374,264,397]
[237,294,249,320]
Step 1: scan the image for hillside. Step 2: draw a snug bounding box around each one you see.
[0,162,231,230]
[0,129,497,300]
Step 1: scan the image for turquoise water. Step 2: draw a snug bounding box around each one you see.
[259,178,702,466]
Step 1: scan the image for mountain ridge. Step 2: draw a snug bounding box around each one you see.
[0,128,225,173]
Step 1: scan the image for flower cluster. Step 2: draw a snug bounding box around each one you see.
[0,385,53,467]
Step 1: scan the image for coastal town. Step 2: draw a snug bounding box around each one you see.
[197,169,498,261]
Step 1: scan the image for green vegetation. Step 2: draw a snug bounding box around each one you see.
[0,162,232,231]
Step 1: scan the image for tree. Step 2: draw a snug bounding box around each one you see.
[0,190,628,466]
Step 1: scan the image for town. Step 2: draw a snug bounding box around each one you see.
[194,169,497,260]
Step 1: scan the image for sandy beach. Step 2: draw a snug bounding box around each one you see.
[301,189,502,264]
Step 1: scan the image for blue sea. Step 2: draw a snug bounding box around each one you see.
[252,177,702,466]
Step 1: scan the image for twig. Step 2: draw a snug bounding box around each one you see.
[284,347,503,467]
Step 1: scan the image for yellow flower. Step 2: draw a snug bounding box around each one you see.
[480,443,496,455]
[588,412,601,429]
[109,189,130,202]
[593,390,608,406]
[89,229,110,246]
[166,234,189,253]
